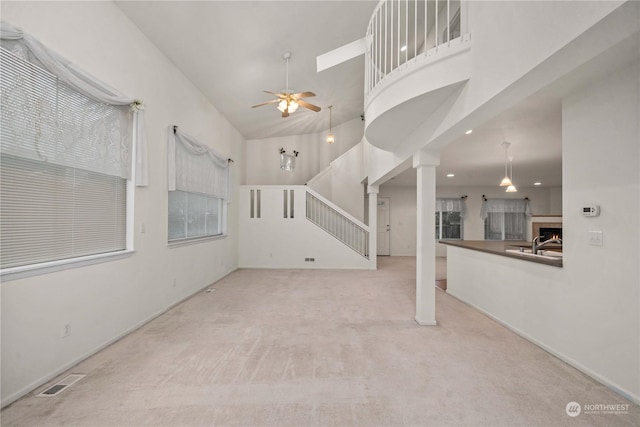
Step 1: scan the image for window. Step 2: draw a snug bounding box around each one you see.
[435,198,465,240]
[167,127,230,243]
[0,43,133,270]
[168,191,222,240]
[481,198,532,241]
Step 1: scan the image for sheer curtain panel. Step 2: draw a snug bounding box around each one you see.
[0,22,143,270]
[167,126,230,242]
[481,198,532,240]
[0,20,148,186]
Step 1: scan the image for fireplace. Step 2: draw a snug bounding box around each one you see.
[539,227,562,240]
[532,221,563,241]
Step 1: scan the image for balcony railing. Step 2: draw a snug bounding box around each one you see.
[365,0,466,96]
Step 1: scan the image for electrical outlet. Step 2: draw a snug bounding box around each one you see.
[61,323,70,338]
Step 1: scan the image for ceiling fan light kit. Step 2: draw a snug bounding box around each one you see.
[252,52,321,118]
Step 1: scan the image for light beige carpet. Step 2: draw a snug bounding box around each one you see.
[2,257,638,426]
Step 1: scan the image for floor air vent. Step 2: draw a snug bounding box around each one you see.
[37,374,86,397]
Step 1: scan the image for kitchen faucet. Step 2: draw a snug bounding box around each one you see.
[532,236,563,254]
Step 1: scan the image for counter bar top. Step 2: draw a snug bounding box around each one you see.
[439,240,563,268]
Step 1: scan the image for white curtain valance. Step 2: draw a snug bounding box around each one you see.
[167,126,231,201]
[436,198,467,218]
[480,198,532,220]
[0,20,148,185]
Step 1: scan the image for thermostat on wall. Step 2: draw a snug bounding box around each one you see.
[581,205,600,217]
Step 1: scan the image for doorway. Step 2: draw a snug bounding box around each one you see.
[377,197,390,256]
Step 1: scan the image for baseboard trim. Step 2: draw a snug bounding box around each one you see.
[415,317,437,326]
[446,289,640,406]
[1,267,238,409]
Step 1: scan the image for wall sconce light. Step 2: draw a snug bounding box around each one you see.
[279,148,299,172]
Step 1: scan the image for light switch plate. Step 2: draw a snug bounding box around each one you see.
[588,230,603,246]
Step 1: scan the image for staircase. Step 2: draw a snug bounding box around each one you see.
[238,185,372,269]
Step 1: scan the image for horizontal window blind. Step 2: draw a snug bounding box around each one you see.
[0,46,131,179]
[1,154,127,269]
[0,45,130,269]
[168,190,222,241]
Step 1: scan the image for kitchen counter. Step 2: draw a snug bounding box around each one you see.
[439,240,563,268]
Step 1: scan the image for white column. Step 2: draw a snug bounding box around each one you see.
[367,184,379,270]
[413,149,439,326]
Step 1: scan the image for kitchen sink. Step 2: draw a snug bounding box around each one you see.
[505,248,563,260]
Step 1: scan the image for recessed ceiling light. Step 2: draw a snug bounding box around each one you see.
[534,182,542,186]
[400,45,407,52]
[447,173,455,178]
[465,129,473,135]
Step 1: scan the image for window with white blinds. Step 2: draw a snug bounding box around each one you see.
[168,191,222,241]
[0,46,131,270]
[481,198,531,241]
[435,198,465,240]
[168,127,229,243]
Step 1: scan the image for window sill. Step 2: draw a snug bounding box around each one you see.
[168,234,227,248]
[0,249,135,282]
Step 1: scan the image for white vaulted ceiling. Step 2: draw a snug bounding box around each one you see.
[116,1,569,188]
[116,0,377,140]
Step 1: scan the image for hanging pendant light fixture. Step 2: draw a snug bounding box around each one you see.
[326,105,335,144]
[499,141,513,187]
[505,155,518,192]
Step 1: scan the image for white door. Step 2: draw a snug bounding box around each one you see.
[377,197,390,256]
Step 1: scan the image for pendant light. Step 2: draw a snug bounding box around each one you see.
[326,105,335,144]
[499,141,513,187]
[505,155,518,192]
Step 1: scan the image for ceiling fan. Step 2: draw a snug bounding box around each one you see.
[252,52,321,118]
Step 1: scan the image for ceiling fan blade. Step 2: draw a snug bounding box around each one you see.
[292,91,316,98]
[298,100,321,112]
[263,90,285,97]
[251,99,280,108]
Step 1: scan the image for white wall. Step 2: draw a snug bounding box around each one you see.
[245,118,363,185]
[378,186,417,256]
[238,186,370,269]
[549,186,562,214]
[0,2,244,406]
[308,141,366,221]
[379,183,558,256]
[448,60,640,403]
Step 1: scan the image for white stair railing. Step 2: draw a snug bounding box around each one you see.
[306,191,369,259]
[366,0,465,96]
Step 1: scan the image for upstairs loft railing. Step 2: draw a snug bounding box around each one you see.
[366,0,466,96]
[306,191,369,259]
